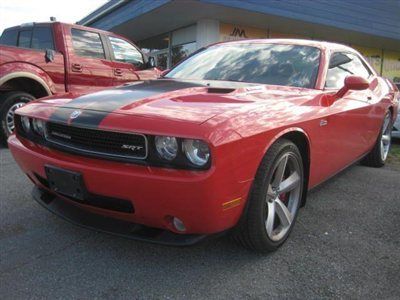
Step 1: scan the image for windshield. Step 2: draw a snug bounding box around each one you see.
[165,43,321,88]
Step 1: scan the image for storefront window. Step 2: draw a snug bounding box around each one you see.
[172,42,196,66]
[138,25,197,70]
[138,33,169,70]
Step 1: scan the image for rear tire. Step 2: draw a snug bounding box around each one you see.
[0,91,35,146]
[232,139,304,252]
[361,111,392,168]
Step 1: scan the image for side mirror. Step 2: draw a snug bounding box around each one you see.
[147,56,156,68]
[45,49,55,62]
[336,75,369,98]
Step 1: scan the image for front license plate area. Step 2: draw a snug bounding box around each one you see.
[45,165,87,201]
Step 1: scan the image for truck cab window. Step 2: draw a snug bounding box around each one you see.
[18,30,32,48]
[108,36,144,67]
[0,29,18,46]
[71,29,105,59]
[31,27,54,50]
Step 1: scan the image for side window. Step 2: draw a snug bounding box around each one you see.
[71,29,105,59]
[108,36,144,66]
[325,52,371,89]
[18,29,32,48]
[0,29,18,46]
[31,27,54,50]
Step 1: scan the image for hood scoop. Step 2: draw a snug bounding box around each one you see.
[207,87,236,94]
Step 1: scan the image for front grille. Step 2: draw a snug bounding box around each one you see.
[45,122,147,160]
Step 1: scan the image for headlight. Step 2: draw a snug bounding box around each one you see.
[21,116,31,132]
[32,119,46,136]
[182,139,210,166]
[155,136,178,161]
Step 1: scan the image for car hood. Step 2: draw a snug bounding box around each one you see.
[33,79,319,126]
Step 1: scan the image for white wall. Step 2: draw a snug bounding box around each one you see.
[172,25,196,46]
[196,19,219,49]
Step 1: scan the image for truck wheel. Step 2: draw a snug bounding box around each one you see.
[0,91,35,146]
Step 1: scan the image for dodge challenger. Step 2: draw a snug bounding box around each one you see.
[8,39,399,252]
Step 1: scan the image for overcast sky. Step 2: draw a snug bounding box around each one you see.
[0,0,108,34]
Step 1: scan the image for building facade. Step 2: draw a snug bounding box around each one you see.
[79,0,400,81]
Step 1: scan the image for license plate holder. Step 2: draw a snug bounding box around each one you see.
[45,165,87,201]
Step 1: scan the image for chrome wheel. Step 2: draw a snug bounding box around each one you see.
[380,113,392,161]
[265,153,302,241]
[6,102,25,134]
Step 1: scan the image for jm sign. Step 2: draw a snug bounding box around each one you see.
[219,23,267,41]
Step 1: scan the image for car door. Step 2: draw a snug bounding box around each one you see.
[106,36,145,85]
[29,25,66,93]
[324,51,377,173]
[66,28,114,94]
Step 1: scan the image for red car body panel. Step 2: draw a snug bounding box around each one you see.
[8,39,399,236]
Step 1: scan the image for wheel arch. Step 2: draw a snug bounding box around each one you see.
[265,128,311,207]
[385,105,399,126]
[0,72,52,99]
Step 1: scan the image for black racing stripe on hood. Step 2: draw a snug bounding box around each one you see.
[49,80,205,127]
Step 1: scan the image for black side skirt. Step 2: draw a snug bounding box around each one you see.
[32,187,209,246]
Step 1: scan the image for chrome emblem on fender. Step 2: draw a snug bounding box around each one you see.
[70,110,82,119]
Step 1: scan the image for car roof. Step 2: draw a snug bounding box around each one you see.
[216,38,357,52]
[3,22,53,30]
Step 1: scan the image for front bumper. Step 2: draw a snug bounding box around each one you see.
[8,135,251,235]
[32,187,209,246]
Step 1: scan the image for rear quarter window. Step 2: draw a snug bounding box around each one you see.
[0,29,18,46]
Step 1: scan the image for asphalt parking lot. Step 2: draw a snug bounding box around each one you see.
[1,145,399,299]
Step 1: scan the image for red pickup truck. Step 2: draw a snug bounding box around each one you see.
[0,21,158,145]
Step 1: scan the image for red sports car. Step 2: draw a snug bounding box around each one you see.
[8,39,399,252]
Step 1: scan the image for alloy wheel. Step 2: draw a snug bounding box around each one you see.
[380,113,392,161]
[5,102,25,135]
[265,153,302,241]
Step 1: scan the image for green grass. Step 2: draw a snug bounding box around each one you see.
[388,140,400,167]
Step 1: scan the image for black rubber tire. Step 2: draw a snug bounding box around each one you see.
[232,139,304,252]
[0,91,35,146]
[361,111,392,168]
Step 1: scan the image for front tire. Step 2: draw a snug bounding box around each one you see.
[233,139,304,252]
[0,91,35,146]
[361,111,392,168]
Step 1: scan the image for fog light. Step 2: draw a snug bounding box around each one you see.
[172,217,186,232]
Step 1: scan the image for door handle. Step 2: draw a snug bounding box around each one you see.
[320,119,328,127]
[71,63,82,72]
[114,68,123,76]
